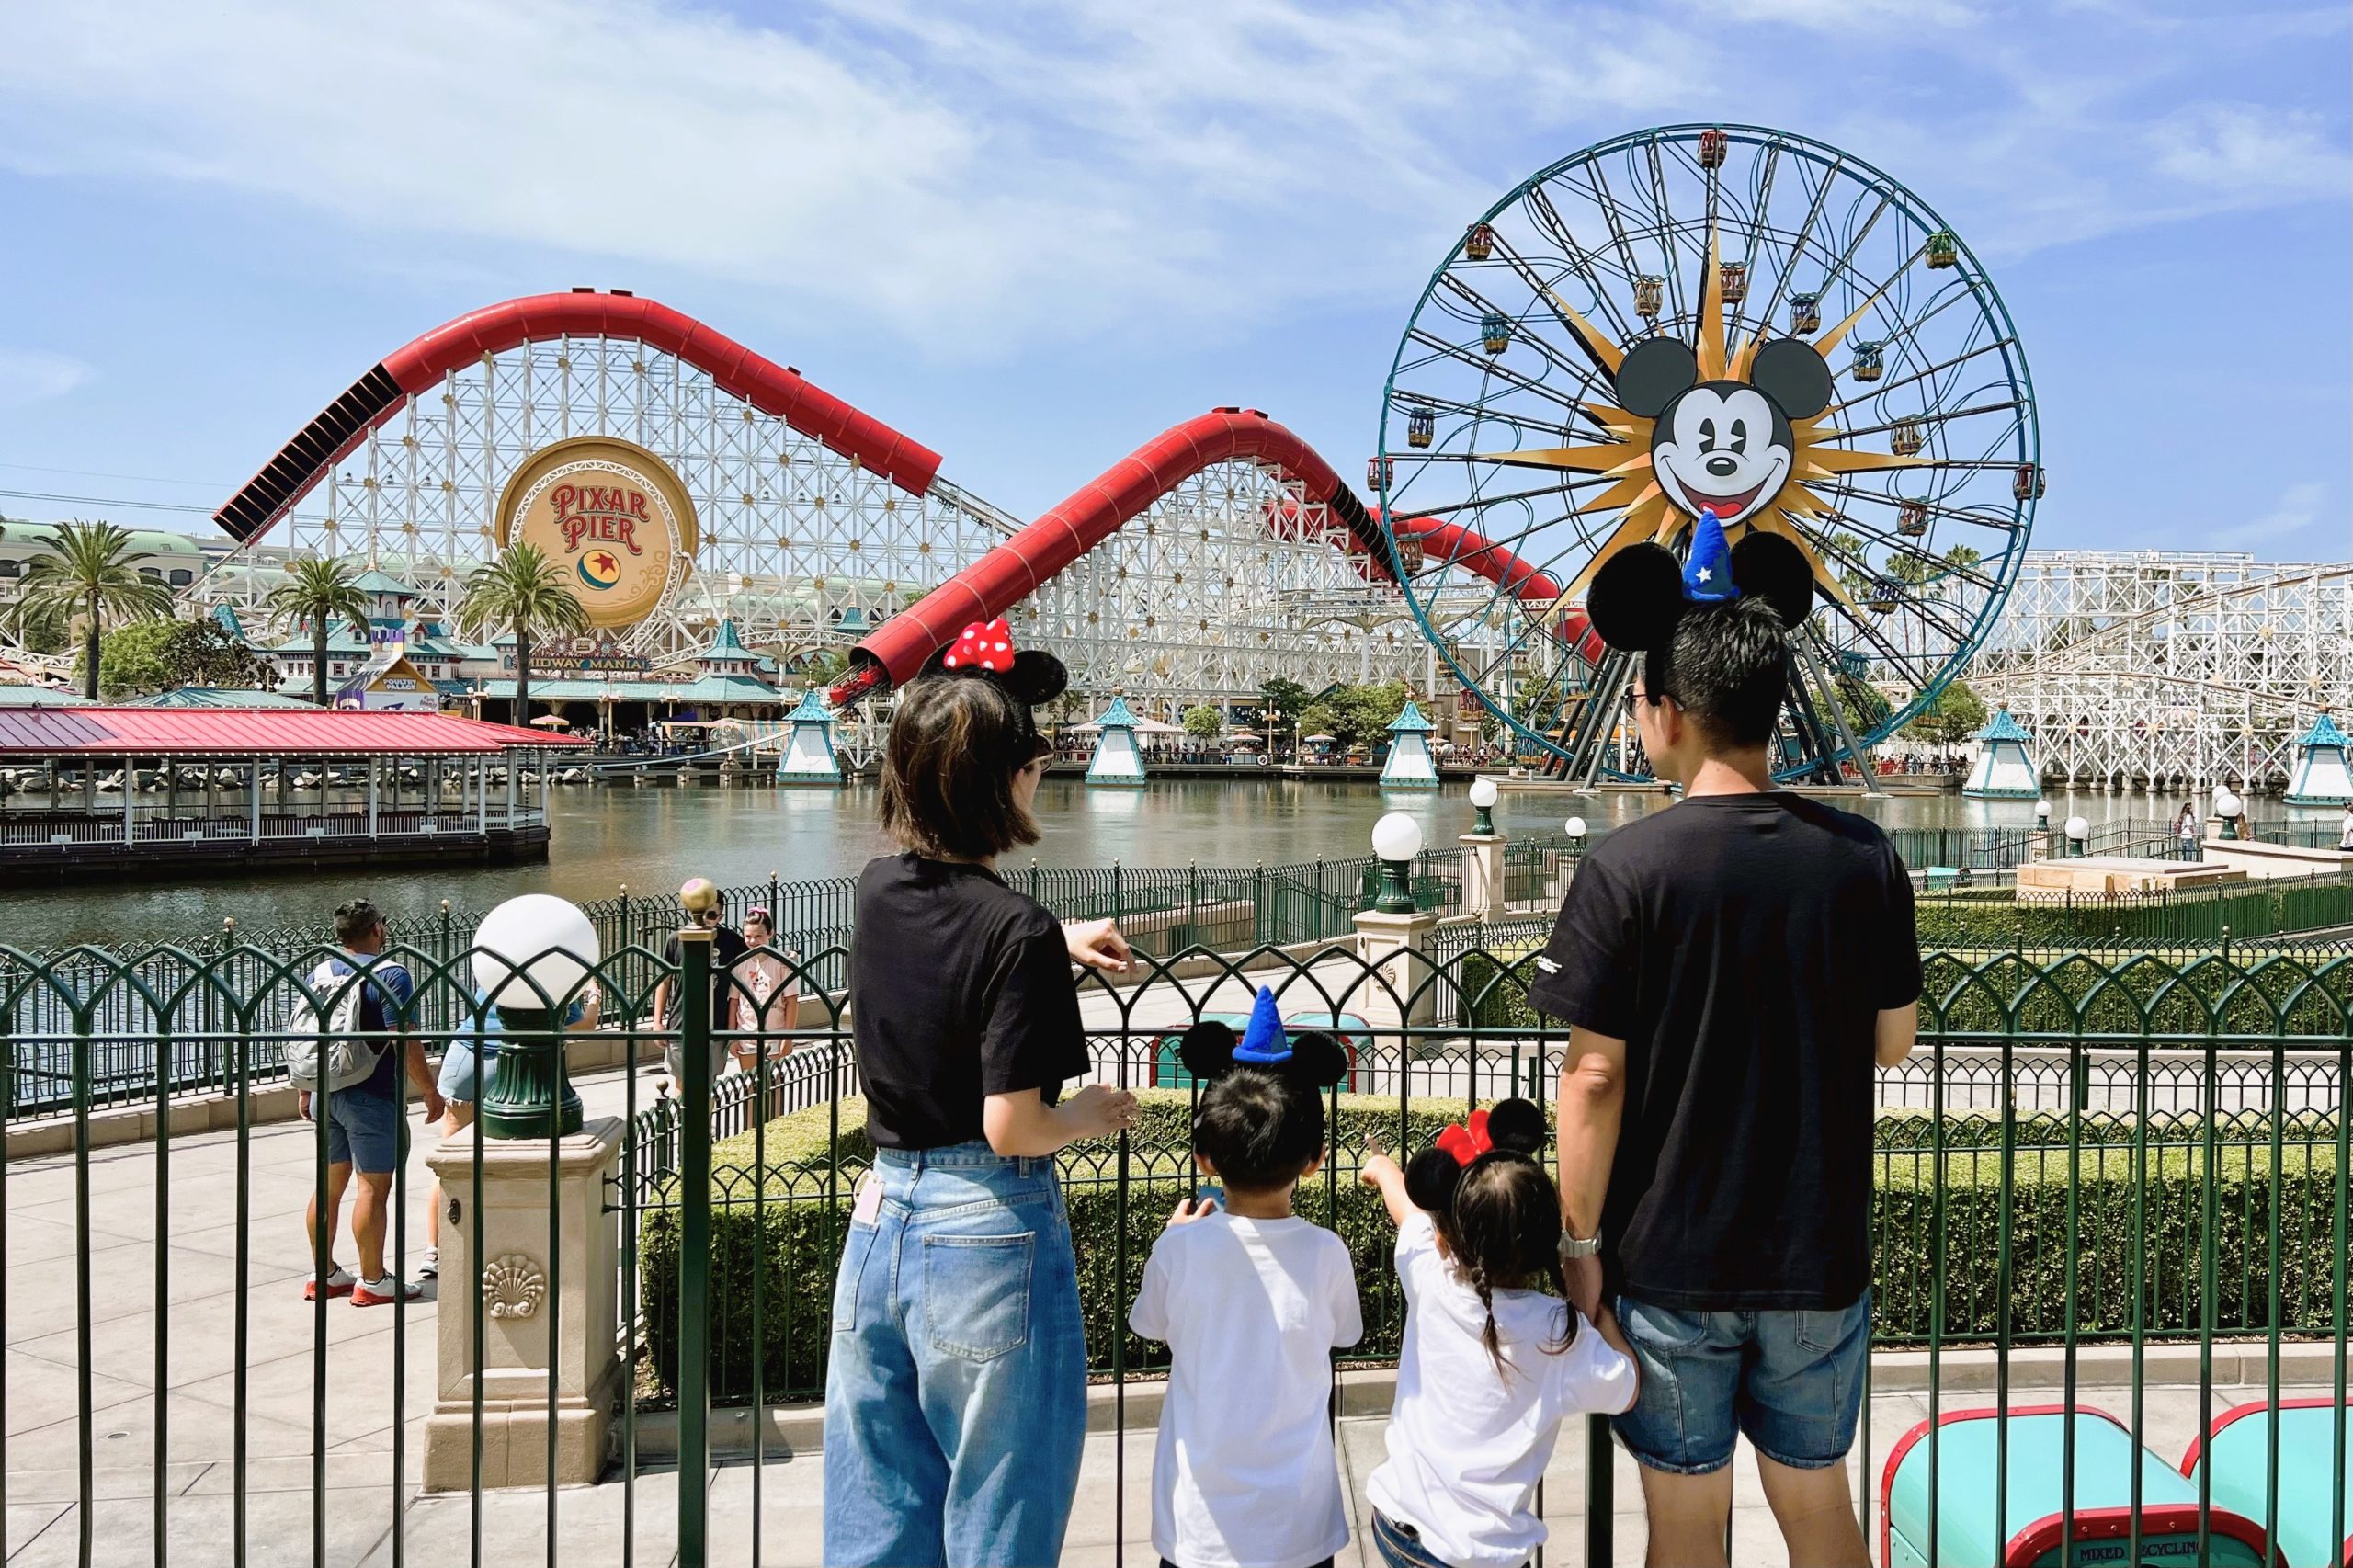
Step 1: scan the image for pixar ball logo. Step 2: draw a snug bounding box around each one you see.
[577,549,624,592]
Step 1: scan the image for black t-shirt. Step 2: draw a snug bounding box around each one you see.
[850,854,1089,1150]
[664,925,748,1024]
[1527,792,1921,1312]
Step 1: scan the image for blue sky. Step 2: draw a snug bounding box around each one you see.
[1,0,2346,561]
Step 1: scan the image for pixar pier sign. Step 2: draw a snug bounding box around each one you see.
[495,437,699,630]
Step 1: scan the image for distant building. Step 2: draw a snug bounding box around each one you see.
[1962,707,2040,799]
[1379,699,1440,789]
[1084,696,1147,786]
[2284,711,2353,807]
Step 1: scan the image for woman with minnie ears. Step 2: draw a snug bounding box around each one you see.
[822,620,1142,1568]
[1358,1101,1638,1568]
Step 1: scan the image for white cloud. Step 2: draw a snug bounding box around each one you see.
[0,348,95,410]
[0,0,2340,353]
[2212,481,2327,548]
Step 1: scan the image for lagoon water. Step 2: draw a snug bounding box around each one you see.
[1,778,2314,950]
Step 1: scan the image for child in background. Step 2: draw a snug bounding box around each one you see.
[1359,1101,1639,1568]
[1131,990,1364,1568]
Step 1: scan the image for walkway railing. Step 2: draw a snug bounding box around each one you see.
[3,937,2348,1564]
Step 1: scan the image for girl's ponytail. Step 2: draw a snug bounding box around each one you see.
[1469,1262,1506,1376]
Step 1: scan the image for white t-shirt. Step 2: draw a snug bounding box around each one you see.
[1364,1213,1638,1568]
[1129,1211,1365,1568]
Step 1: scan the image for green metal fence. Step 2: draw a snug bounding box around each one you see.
[6,935,2347,1565]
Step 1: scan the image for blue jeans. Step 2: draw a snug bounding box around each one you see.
[822,1142,1086,1568]
[1611,1291,1871,1476]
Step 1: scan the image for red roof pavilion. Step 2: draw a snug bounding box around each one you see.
[0,707,586,756]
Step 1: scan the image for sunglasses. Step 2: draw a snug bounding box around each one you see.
[695,907,723,923]
[1621,688,1664,713]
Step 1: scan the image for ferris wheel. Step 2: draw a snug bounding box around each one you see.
[1375,124,2040,781]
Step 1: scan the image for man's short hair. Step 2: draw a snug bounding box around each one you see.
[1642,596,1791,750]
[1191,1068,1325,1193]
[878,675,1045,861]
[333,899,384,947]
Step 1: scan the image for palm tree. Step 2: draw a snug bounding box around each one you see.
[265,559,373,707]
[457,545,589,724]
[17,521,175,699]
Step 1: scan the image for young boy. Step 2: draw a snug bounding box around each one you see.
[1130,1017,1363,1568]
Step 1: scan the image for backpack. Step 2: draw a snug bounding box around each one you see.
[287,959,387,1093]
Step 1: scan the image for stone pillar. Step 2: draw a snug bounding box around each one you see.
[422,1117,627,1490]
[1460,833,1504,919]
[1353,906,1439,1029]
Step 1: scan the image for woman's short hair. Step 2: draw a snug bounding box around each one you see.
[879,675,1047,860]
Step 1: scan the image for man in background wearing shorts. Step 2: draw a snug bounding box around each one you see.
[300,899,444,1306]
[1532,585,1920,1566]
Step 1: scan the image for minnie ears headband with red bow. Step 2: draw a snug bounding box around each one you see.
[920,618,1068,707]
[1404,1097,1547,1214]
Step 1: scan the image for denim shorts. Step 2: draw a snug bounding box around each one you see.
[322,1090,405,1176]
[1370,1511,1459,1568]
[1611,1290,1871,1475]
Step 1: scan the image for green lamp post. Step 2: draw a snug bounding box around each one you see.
[474,893,597,1140]
[2064,815,2089,858]
[1370,812,1425,915]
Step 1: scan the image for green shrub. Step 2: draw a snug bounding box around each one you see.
[1454,947,2353,1040]
[637,1095,2348,1405]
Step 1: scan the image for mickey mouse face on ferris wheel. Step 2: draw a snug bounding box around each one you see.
[1612,336,1835,530]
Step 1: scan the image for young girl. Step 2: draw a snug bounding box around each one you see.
[822,622,1140,1568]
[1359,1101,1638,1568]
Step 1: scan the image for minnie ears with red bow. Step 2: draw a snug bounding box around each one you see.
[1404,1097,1546,1213]
[1585,508,1816,654]
[919,618,1067,707]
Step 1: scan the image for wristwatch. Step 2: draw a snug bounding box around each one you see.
[1559,1230,1602,1260]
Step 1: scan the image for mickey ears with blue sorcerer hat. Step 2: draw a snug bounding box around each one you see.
[1585,508,1816,653]
[1177,986,1350,1089]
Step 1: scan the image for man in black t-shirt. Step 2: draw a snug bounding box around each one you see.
[1531,573,1919,1567]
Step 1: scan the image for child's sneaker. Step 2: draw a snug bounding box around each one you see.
[418,1247,439,1279]
[303,1266,355,1301]
[351,1275,423,1307]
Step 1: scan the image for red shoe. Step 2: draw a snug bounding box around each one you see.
[304,1267,356,1301]
[351,1275,424,1307]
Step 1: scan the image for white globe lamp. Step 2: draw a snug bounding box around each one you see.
[2063,814,2090,858]
[1371,812,1425,913]
[2035,797,2052,832]
[472,894,598,1138]
[2214,783,2245,840]
[1468,777,1499,835]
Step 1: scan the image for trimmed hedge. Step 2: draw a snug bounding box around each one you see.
[1457,948,2353,1039]
[636,1093,2348,1405]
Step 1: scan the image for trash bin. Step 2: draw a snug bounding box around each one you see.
[1881,1405,2277,1565]
[2181,1398,2353,1568]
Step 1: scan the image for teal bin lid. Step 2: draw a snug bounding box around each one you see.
[1884,1409,2274,1566]
[2187,1399,2353,1568]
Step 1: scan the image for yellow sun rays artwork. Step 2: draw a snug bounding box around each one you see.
[1485,228,1923,617]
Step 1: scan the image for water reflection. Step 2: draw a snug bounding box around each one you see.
[0,776,2318,949]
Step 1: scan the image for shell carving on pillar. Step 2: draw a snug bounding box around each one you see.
[483,1253,548,1319]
